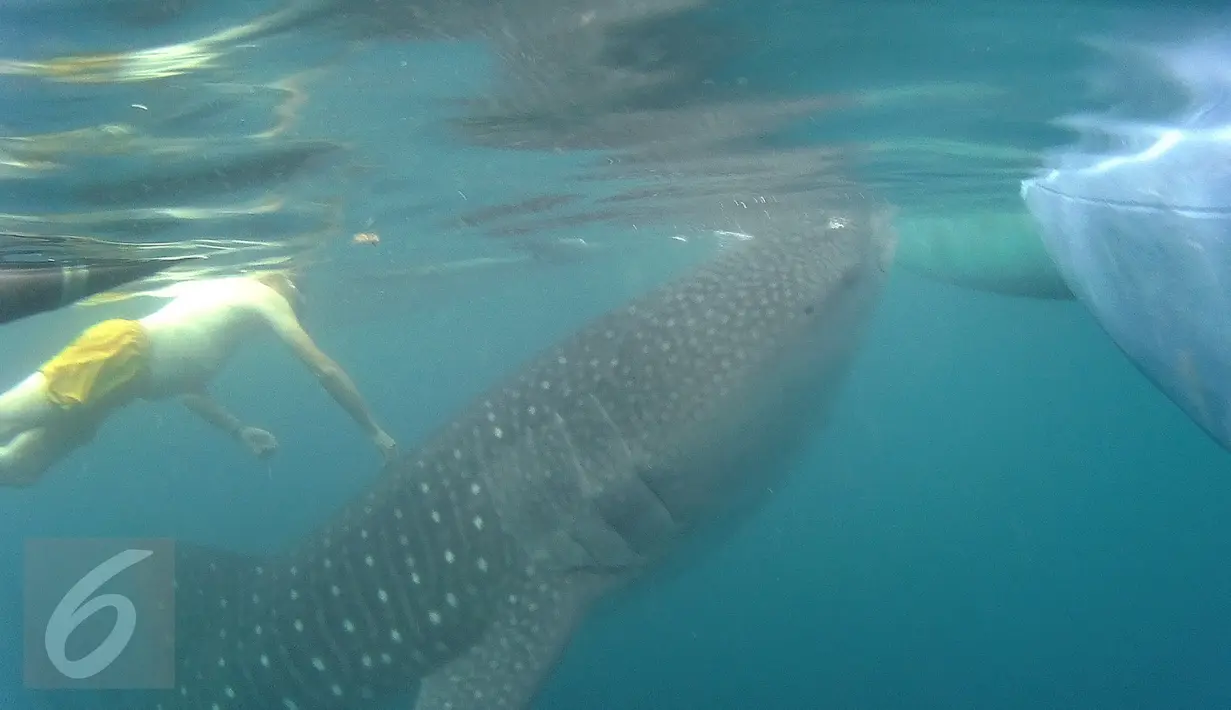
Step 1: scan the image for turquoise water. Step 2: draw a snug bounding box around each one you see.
[3,0,1231,708]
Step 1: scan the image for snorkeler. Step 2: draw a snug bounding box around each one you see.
[0,272,398,487]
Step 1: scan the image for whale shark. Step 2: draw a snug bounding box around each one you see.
[61,193,895,710]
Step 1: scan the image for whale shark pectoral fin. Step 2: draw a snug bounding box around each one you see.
[413,571,611,710]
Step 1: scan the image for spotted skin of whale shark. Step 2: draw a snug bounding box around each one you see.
[58,195,894,710]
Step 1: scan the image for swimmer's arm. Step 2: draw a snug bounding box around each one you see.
[260,302,395,454]
[180,392,246,440]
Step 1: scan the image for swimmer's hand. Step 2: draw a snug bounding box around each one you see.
[372,429,398,463]
[239,427,279,460]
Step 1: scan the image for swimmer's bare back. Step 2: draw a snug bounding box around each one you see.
[141,274,398,462]
[137,277,292,398]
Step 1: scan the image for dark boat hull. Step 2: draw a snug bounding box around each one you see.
[0,257,189,325]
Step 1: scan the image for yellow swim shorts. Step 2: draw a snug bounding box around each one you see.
[39,318,151,410]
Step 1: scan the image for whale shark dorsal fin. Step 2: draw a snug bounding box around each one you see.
[413,572,611,710]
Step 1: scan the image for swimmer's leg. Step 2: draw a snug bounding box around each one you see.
[0,417,100,487]
[0,373,56,443]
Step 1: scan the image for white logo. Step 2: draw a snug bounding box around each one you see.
[44,549,154,679]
